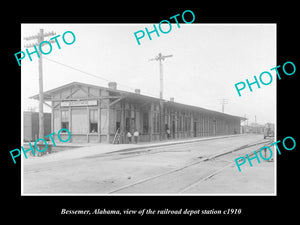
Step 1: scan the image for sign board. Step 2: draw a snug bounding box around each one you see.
[61,100,98,107]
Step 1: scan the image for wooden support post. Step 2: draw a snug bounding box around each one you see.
[87,107,89,142]
[107,103,110,143]
[120,100,125,143]
[133,103,137,129]
[208,116,211,136]
[69,107,72,142]
[98,100,101,142]
[51,102,54,134]
[149,103,153,141]
[190,112,193,137]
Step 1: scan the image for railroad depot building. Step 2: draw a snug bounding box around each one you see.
[30,82,243,143]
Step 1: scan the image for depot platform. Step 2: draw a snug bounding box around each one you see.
[22,134,266,166]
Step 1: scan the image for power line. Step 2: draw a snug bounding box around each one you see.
[43,57,159,98]
[44,57,112,82]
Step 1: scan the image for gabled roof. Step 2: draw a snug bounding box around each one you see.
[30,81,245,120]
[30,81,159,101]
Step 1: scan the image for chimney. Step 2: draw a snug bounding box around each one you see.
[170,97,174,102]
[135,89,141,94]
[108,82,117,90]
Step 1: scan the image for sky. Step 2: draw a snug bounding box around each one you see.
[21,23,276,125]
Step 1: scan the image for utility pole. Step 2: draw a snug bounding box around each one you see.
[149,53,173,99]
[218,98,228,113]
[149,53,173,141]
[24,29,56,140]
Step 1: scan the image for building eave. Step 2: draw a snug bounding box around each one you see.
[30,81,244,120]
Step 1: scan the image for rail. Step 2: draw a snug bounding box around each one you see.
[108,139,272,194]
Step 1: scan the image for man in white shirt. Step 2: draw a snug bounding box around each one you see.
[133,129,139,144]
[127,131,132,143]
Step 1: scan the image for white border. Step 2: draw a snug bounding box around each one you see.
[21,23,277,196]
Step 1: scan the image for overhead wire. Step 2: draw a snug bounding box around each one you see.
[43,57,160,98]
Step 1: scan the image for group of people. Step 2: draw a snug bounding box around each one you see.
[126,125,171,143]
[127,129,139,144]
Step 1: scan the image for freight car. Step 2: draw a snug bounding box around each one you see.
[23,111,51,142]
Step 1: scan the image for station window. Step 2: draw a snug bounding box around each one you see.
[90,109,98,133]
[178,114,182,131]
[143,112,149,134]
[61,110,69,131]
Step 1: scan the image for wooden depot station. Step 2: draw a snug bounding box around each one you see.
[30,82,243,144]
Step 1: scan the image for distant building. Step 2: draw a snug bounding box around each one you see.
[30,82,245,143]
[242,123,265,134]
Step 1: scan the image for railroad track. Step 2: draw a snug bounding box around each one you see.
[178,145,273,193]
[107,139,273,194]
[88,138,269,161]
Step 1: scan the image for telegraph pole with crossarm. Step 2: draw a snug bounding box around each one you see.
[24,29,56,140]
[149,53,173,100]
[149,53,173,141]
[218,98,229,113]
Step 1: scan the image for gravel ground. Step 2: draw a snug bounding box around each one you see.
[22,134,275,195]
[181,158,275,194]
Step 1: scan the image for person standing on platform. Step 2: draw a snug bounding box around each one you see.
[133,129,139,144]
[127,131,132,143]
[165,124,171,139]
